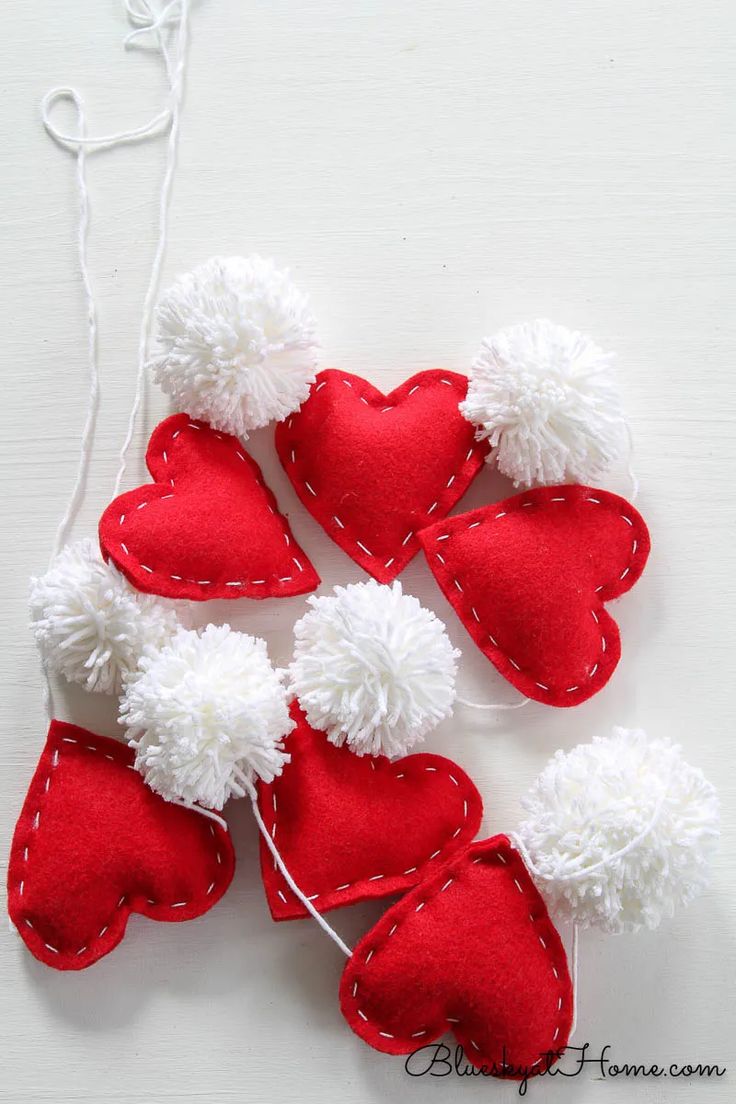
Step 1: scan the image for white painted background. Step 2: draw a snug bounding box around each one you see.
[1,2,734,1101]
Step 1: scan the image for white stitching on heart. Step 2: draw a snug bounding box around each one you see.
[432,493,641,697]
[14,734,225,959]
[281,375,484,572]
[347,842,568,1069]
[114,420,306,593]
[267,762,473,910]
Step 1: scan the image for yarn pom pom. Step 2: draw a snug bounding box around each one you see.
[517,728,720,933]
[460,319,626,487]
[289,580,459,759]
[149,255,318,438]
[120,624,293,810]
[29,539,178,695]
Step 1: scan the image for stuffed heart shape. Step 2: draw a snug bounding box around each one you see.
[7,721,235,970]
[257,704,483,920]
[418,484,650,706]
[99,413,319,601]
[340,835,573,1079]
[275,370,486,582]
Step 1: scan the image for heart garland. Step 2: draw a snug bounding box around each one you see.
[17,224,694,1086]
[17,2,719,1077]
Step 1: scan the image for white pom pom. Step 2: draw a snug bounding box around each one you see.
[149,255,318,437]
[460,319,626,487]
[289,580,459,758]
[29,539,178,695]
[517,728,720,933]
[120,624,293,810]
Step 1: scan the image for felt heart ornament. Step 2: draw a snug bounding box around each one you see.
[418,484,650,707]
[340,835,573,1079]
[257,704,483,920]
[99,412,319,601]
[7,720,235,970]
[275,370,486,582]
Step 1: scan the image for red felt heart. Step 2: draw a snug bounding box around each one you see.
[418,484,650,707]
[257,704,483,920]
[99,413,319,601]
[340,835,573,1080]
[275,370,486,582]
[7,721,235,971]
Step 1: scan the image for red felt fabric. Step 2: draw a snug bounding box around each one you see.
[418,484,650,707]
[99,413,319,601]
[340,835,573,1080]
[7,721,235,971]
[275,370,486,582]
[257,704,483,920]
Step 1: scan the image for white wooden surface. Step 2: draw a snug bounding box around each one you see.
[1,2,734,1101]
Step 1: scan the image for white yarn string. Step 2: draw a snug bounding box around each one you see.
[625,421,640,502]
[37,88,99,721]
[113,0,191,496]
[569,922,579,1038]
[168,796,229,832]
[239,773,353,958]
[456,695,530,712]
[41,90,100,565]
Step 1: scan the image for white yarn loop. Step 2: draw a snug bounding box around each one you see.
[241,774,353,958]
[40,2,184,153]
[516,729,719,933]
[506,775,671,884]
[41,87,171,152]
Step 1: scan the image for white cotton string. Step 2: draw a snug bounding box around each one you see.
[625,421,639,502]
[168,796,229,832]
[38,88,100,721]
[238,773,353,958]
[569,922,579,1038]
[40,663,55,722]
[41,90,100,565]
[113,0,191,496]
[456,695,530,711]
